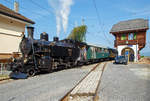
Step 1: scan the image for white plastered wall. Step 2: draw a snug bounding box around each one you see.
[0,15,25,53]
[117,45,139,62]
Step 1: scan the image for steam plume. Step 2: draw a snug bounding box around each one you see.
[48,0,73,36]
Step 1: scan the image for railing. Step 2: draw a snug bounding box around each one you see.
[114,39,145,46]
[0,58,12,75]
[0,63,10,75]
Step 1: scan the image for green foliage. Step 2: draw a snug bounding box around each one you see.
[141,56,145,58]
[68,25,87,42]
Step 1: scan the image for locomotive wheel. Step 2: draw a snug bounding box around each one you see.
[27,68,36,77]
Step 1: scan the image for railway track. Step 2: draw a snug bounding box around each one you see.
[60,62,107,101]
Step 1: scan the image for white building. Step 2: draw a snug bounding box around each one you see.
[0,3,35,59]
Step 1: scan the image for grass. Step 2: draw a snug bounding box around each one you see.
[140,56,145,58]
[140,56,150,59]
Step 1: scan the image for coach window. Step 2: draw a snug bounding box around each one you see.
[105,49,108,52]
[95,48,98,52]
[101,48,104,52]
[104,49,106,52]
[99,48,101,52]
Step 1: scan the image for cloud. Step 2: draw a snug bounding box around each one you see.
[123,6,150,16]
[48,0,74,37]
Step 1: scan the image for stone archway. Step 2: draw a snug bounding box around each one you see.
[121,47,135,62]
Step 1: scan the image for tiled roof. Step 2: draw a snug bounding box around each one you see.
[0,4,35,24]
[110,18,149,33]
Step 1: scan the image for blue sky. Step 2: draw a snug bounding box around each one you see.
[0,0,150,55]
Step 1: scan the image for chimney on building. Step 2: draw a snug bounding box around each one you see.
[14,1,19,13]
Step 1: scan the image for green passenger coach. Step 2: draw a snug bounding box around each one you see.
[76,42,117,65]
[86,44,109,60]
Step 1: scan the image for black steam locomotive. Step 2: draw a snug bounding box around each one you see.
[10,27,85,77]
[10,27,117,78]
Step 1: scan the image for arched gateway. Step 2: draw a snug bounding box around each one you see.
[121,47,134,62]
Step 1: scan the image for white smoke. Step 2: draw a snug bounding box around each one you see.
[48,0,73,37]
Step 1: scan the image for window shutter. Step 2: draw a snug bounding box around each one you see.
[121,34,126,40]
[134,33,136,40]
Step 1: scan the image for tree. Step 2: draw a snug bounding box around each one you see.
[68,25,87,42]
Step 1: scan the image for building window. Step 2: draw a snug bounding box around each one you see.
[121,34,126,40]
[128,33,136,40]
[128,33,134,40]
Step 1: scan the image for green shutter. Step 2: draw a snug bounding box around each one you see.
[121,34,126,40]
[134,33,136,40]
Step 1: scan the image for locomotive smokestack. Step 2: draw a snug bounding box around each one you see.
[40,32,49,41]
[27,27,34,39]
[53,37,59,42]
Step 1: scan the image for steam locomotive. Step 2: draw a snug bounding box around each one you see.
[10,27,117,77]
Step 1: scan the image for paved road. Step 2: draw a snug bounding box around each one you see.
[99,63,150,101]
[1,63,150,101]
[0,64,96,101]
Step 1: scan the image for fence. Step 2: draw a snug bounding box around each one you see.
[0,63,10,75]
